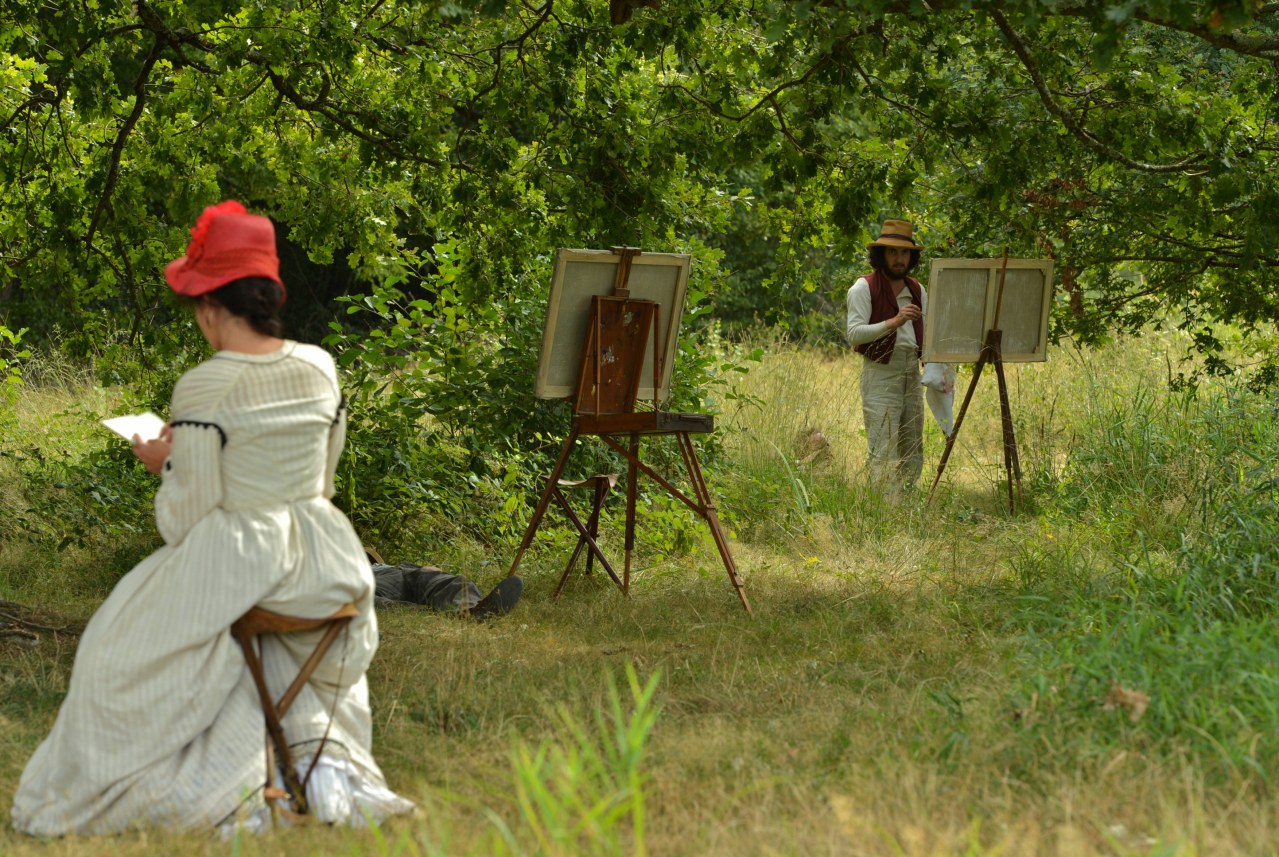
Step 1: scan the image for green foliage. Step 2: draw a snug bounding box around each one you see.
[1051,385,1210,546]
[0,433,158,555]
[719,448,894,547]
[329,665,661,857]
[1015,588,1279,781]
[505,665,659,856]
[319,245,549,547]
[3,0,1278,378]
[1173,390,1279,621]
[0,325,29,392]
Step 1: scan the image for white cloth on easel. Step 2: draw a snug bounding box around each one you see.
[921,362,956,436]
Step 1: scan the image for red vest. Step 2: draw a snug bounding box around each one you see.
[853,271,923,364]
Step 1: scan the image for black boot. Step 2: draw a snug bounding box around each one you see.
[470,577,524,622]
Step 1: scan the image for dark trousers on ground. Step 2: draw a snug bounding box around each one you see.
[371,563,480,612]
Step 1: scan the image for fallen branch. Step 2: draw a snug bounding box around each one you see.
[0,602,83,637]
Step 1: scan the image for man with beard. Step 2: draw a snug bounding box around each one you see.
[845,218,928,494]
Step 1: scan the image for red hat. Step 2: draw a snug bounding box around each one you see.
[164,200,285,300]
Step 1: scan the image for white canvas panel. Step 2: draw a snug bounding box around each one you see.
[922,258,1053,363]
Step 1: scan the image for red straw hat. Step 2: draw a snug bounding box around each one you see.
[164,200,285,299]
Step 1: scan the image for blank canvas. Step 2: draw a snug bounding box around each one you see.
[922,258,1053,363]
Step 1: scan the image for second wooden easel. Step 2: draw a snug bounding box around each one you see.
[926,252,1024,513]
[507,247,752,614]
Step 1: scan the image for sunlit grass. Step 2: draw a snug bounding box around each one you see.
[3,329,1278,855]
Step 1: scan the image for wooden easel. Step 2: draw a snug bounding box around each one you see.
[926,252,1024,513]
[507,247,752,614]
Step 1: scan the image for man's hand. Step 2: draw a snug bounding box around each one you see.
[132,423,173,475]
[890,304,922,330]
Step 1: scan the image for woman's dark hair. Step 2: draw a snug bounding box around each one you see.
[204,277,285,338]
[867,245,922,275]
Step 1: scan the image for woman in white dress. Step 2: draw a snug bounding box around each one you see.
[11,201,413,834]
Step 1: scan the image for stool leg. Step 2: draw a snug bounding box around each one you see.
[235,632,310,815]
[262,734,282,817]
[623,434,640,596]
[552,483,625,591]
[276,619,349,716]
[584,478,607,576]
[553,487,581,600]
[558,486,590,576]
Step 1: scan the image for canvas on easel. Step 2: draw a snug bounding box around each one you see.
[923,258,1053,363]
[924,255,1054,513]
[535,248,690,401]
[509,247,751,614]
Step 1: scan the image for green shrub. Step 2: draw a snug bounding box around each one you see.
[1011,381,1279,781]
[0,324,30,393]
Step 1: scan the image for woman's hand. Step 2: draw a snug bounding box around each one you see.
[132,424,173,475]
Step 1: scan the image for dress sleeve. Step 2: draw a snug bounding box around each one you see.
[323,394,347,500]
[155,423,225,544]
[154,364,229,545]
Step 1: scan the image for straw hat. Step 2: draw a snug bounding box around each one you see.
[165,200,284,299]
[866,218,924,250]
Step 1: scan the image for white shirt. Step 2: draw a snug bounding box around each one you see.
[845,276,927,350]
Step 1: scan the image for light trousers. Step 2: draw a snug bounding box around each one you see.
[859,347,924,489]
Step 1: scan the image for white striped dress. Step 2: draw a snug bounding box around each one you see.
[12,341,411,834]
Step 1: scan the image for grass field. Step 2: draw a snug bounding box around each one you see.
[2,331,1277,855]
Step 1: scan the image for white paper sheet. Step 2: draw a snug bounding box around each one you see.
[102,411,165,443]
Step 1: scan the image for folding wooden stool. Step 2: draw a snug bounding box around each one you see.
[231,602,359,816]
[551,473,621,599]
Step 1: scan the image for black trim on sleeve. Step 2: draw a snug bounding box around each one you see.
[332,393,347,426]
[170,420,228,447]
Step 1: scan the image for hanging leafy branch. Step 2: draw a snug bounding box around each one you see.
[1,0,1276,366]
[990,9,1209,175]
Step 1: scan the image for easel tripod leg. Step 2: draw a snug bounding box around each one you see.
[678,432,752,615]
[993,358,1022,513]
[553,487,581,600]
[927,354,989,506]
[508,425,580,578]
